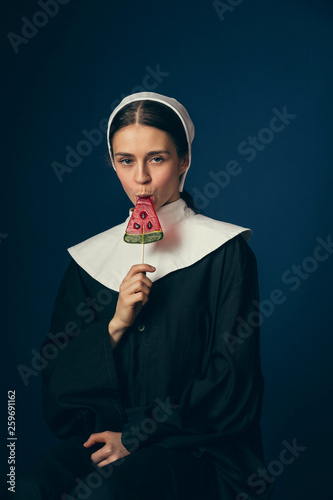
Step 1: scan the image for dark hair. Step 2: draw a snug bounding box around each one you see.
[108,100,199,213]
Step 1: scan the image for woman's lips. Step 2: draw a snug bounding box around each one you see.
[136,194,154,201]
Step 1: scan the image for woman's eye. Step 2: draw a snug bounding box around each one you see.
[120,159,132,165]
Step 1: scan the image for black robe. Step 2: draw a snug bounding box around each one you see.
[39,233,273,500]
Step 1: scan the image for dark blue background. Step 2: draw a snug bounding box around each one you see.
[2,0,332,498]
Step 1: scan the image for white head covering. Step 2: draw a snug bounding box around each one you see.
[106,91,195,192]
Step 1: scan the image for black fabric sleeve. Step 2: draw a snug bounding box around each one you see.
[120,236,265,454]
[41,259,124,439]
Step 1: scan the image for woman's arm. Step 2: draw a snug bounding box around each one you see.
[41,259,157,439]
[41,259,124,438]
[108,263,156,349]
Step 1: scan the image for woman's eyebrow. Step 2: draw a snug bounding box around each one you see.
[147,150,171,156]
[114,150,171,157]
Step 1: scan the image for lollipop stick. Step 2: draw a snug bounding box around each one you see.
[141,236,144,264]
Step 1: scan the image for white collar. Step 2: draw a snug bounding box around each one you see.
[67,198,252,292]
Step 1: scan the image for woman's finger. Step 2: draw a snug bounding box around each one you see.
[94,455,122,468]
[83,432,110,447]
[122,264,155,283]
[124,280,152,298]
[120,274,152,294]
[90,444,113,465]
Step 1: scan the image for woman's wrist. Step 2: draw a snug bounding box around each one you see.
[108,317,128,349]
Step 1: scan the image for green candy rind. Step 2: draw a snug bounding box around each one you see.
[124,231,163,244]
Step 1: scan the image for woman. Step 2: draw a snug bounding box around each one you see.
[13,92,273,499]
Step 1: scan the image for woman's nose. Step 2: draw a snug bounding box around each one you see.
[135,163,151,184]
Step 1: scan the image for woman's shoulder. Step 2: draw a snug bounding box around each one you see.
[188,211,252,241]
[179,210,253,258]
[67,221,125,256]
[187,211,257,270]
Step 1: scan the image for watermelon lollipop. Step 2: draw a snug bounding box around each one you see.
[124,196,163,244]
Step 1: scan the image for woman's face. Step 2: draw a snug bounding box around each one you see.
[112,124,188,210]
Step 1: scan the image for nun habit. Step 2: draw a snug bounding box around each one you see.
[12,92,273,500]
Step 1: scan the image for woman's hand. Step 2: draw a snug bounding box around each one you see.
[108,264,156,346]
[83,431,131,467]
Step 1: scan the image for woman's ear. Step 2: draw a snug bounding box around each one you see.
[179,155,189,175]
